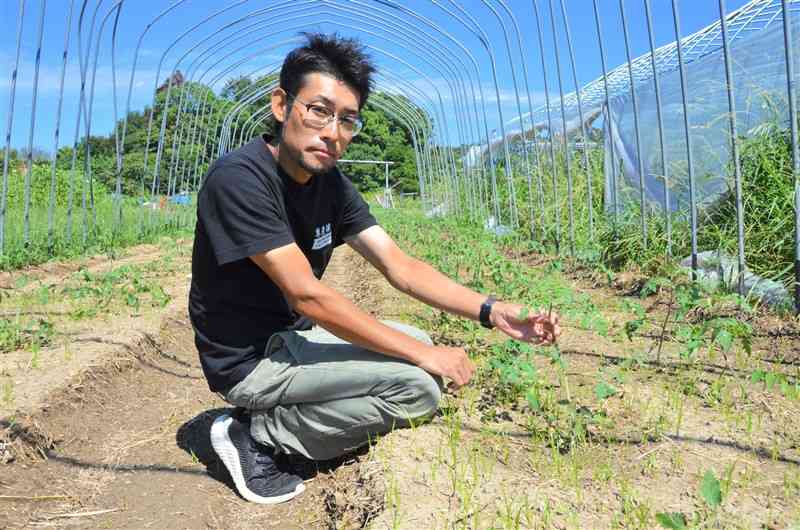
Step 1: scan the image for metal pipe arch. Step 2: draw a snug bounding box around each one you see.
[157,5,473,203]
[431,0,518,228]
[210,77,436,208]
[476,0,536,230]
[142,0,455,197]
[557,0,595,244]
[217,69,441,180]
[369,0,503,223]
[169,5,474,193]
[0,0,26,253]
[547,0,576,256]
[212,41,458,202]
[495,0,546,237]
[21,0,47,245]
[531,0,562,253]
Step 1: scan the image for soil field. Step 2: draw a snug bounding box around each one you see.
[0,240,389,529]
[0,223,798,529]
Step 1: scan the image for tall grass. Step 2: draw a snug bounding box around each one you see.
[463,126,798,290]
[701,125,797,285]
[1,163,193,271]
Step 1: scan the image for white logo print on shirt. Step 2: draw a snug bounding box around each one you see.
[311,223,332,250]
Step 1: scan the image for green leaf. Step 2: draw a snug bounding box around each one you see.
[519,361,538,381]
[741,333,753,355]
[518,306,530,320]
[640,278,668,298]
[700,470,722,508]
[526,388,542,411]
[750,369,766,383]
[594,381,617,400]
[624,318,644,341]
[655,512,687,530]
[714,329,733,352]
[765,372,780,390]
[125,292,140,309]
[681,339,702,359]
[623,300,645,318]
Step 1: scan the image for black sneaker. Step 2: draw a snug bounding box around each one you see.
[210,413,305,504]
[275,452,319,481]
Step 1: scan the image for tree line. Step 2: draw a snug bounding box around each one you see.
[2,71,431,202]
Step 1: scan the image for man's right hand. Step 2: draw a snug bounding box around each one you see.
[418,346,475,389]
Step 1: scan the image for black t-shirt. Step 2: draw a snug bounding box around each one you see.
[189,134,377,393]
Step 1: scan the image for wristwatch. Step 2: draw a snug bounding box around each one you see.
[479,295,497,329]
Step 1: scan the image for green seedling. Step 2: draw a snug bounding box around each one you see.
[0,316,55,354]
[700,470,723,508]
[374,205,799,527]
[525,387,542,412]
[655,512,688,530]
[594,381,618,401]
[751,369,799,399]
[1,379,14,407]
[639,276,670,298]
[28,348,41,370]
[622,300,646,341]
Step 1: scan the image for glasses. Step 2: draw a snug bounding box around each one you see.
[286,92,363,138]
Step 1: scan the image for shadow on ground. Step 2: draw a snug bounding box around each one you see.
[175,407,370,502]
[175,407,234,489]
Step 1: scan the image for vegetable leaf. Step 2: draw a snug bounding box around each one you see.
[526,388,542,412]
[700,470,722,508]
[714,329,733,352]
[594,381,618,400]
[624,318,644,341]
[655,512,687,529]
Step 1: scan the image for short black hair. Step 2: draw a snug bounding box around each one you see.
[280,32,375,108]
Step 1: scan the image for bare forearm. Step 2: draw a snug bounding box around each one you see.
[390,258,486,321]
[389,259,562,347]
[250,242,475,387]
[344,226,561,356]
[292,282,431,365]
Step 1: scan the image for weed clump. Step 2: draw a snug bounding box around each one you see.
[703,125,797,287]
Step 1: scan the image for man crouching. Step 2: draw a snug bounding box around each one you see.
[189,33,561,504]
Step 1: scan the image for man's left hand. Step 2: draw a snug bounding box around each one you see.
[490,302,562,345]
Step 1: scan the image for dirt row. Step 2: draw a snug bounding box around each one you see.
[2,238,799,528]
[0,244,389,529]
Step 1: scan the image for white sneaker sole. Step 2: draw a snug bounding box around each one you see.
[210,414,305,504]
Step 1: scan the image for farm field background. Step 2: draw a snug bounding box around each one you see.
[4,0,800,526]
[0,204,797,529]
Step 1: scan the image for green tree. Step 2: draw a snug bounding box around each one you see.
[344,91,429,194]
[43,78,428,199]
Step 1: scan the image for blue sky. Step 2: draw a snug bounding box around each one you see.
[0,0,750,152]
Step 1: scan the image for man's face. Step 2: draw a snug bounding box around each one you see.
[273,73,360,178]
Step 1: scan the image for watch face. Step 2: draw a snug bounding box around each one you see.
[480,296,496,329]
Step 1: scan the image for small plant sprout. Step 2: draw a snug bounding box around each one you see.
[700,469,723,509]
[594,380,618,401]
[1,379,14,407]
[655,512,688,530]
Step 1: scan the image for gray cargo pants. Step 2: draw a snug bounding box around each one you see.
[223,321,443,460]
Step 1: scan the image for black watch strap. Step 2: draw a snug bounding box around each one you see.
[479,295,497,329]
